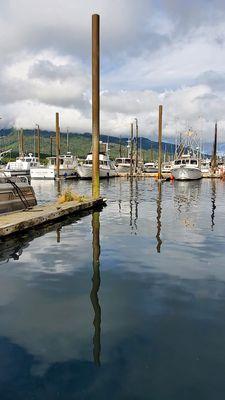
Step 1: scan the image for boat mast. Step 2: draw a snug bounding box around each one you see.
[211,122,218,172]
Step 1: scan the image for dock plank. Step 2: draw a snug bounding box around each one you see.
[0,197,104,237]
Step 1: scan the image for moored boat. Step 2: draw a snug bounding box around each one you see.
[77,143,116,179]
[171,154,202,180]
[143,162,158,173]
[0,174,37,214]
[30,153,78,179]
[4,153,39,181]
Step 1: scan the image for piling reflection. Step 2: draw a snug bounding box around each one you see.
[129,178,139,234]
[211,179,216,231]
[156,182,162,253]
[90,211,101,366]
[56,228,61,243]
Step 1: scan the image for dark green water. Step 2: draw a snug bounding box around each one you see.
[0,178,225,400]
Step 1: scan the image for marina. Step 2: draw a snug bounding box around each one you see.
[0,2,225,399]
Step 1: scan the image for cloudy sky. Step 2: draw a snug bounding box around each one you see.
[1,0,225,141]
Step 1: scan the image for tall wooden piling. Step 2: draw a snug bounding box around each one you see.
[158,105,163,179]
[130,123,134,177]
[135,118,138,173]
[92,14,100,199]
[56,112,60,180]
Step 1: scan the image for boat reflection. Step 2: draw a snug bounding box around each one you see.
[90,211,101,366]
[174,180,201,213]
[156,182,162,253]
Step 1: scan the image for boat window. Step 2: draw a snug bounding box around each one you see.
[174,160,181,165]
[125,158,130,164]
[190,159,197,165]
[116,158,122,163]
[182,159,186,164]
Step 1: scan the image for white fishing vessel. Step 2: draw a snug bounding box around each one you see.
[77,143,116,179]
[30,153,78,179]
[4,153,39,180]
[171,154,202,180]
[0,174,37,214]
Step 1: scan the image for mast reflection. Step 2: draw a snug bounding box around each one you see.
[156,182,162,253]
[90,211,101,366]
[211,179,216,231]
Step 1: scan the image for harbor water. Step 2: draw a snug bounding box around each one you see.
[0,178,225,399]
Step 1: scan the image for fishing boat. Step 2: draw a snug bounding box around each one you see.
[4,153,39,181]
[0,174,37,214]
[171,154,202,180]
[77,143,116,179]
[30,153,78,179]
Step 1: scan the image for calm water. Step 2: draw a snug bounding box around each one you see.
[0,178,225,399]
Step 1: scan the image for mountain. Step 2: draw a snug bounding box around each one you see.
[0,128,176,161]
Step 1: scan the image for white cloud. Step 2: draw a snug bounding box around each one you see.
[0,0,225,141]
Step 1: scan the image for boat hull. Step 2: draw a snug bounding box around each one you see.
[171,166,202,180]
[0,182,37,214]
[30,167,78,180]
[115,164,131,174]
[77,165,116,179]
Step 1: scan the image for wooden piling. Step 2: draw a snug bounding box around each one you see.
[130,123,134,177]
[158,105,163,179]
[56,112,60,180]
[92,14,100,199]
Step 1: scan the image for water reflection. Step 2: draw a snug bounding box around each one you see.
[0,209,95,264]
[90,211,101,366]
[156,182,162,253]
[174,181,201,212]
[211,180,216,231]
[129,178,139,234]
[56,227,61,243]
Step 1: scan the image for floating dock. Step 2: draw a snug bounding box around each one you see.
[0,197,105,237]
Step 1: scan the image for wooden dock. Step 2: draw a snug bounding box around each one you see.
[0,197,105,237]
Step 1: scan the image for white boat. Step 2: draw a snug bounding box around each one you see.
[30,153,78,180]
[143,162,158,173]
[201,159,211,173]
[171,154,202,180]
[77,144,116,179]
[4,153,39,180]
[0,174,37,214]
[115,157,133,174]
[162,162,172,174]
